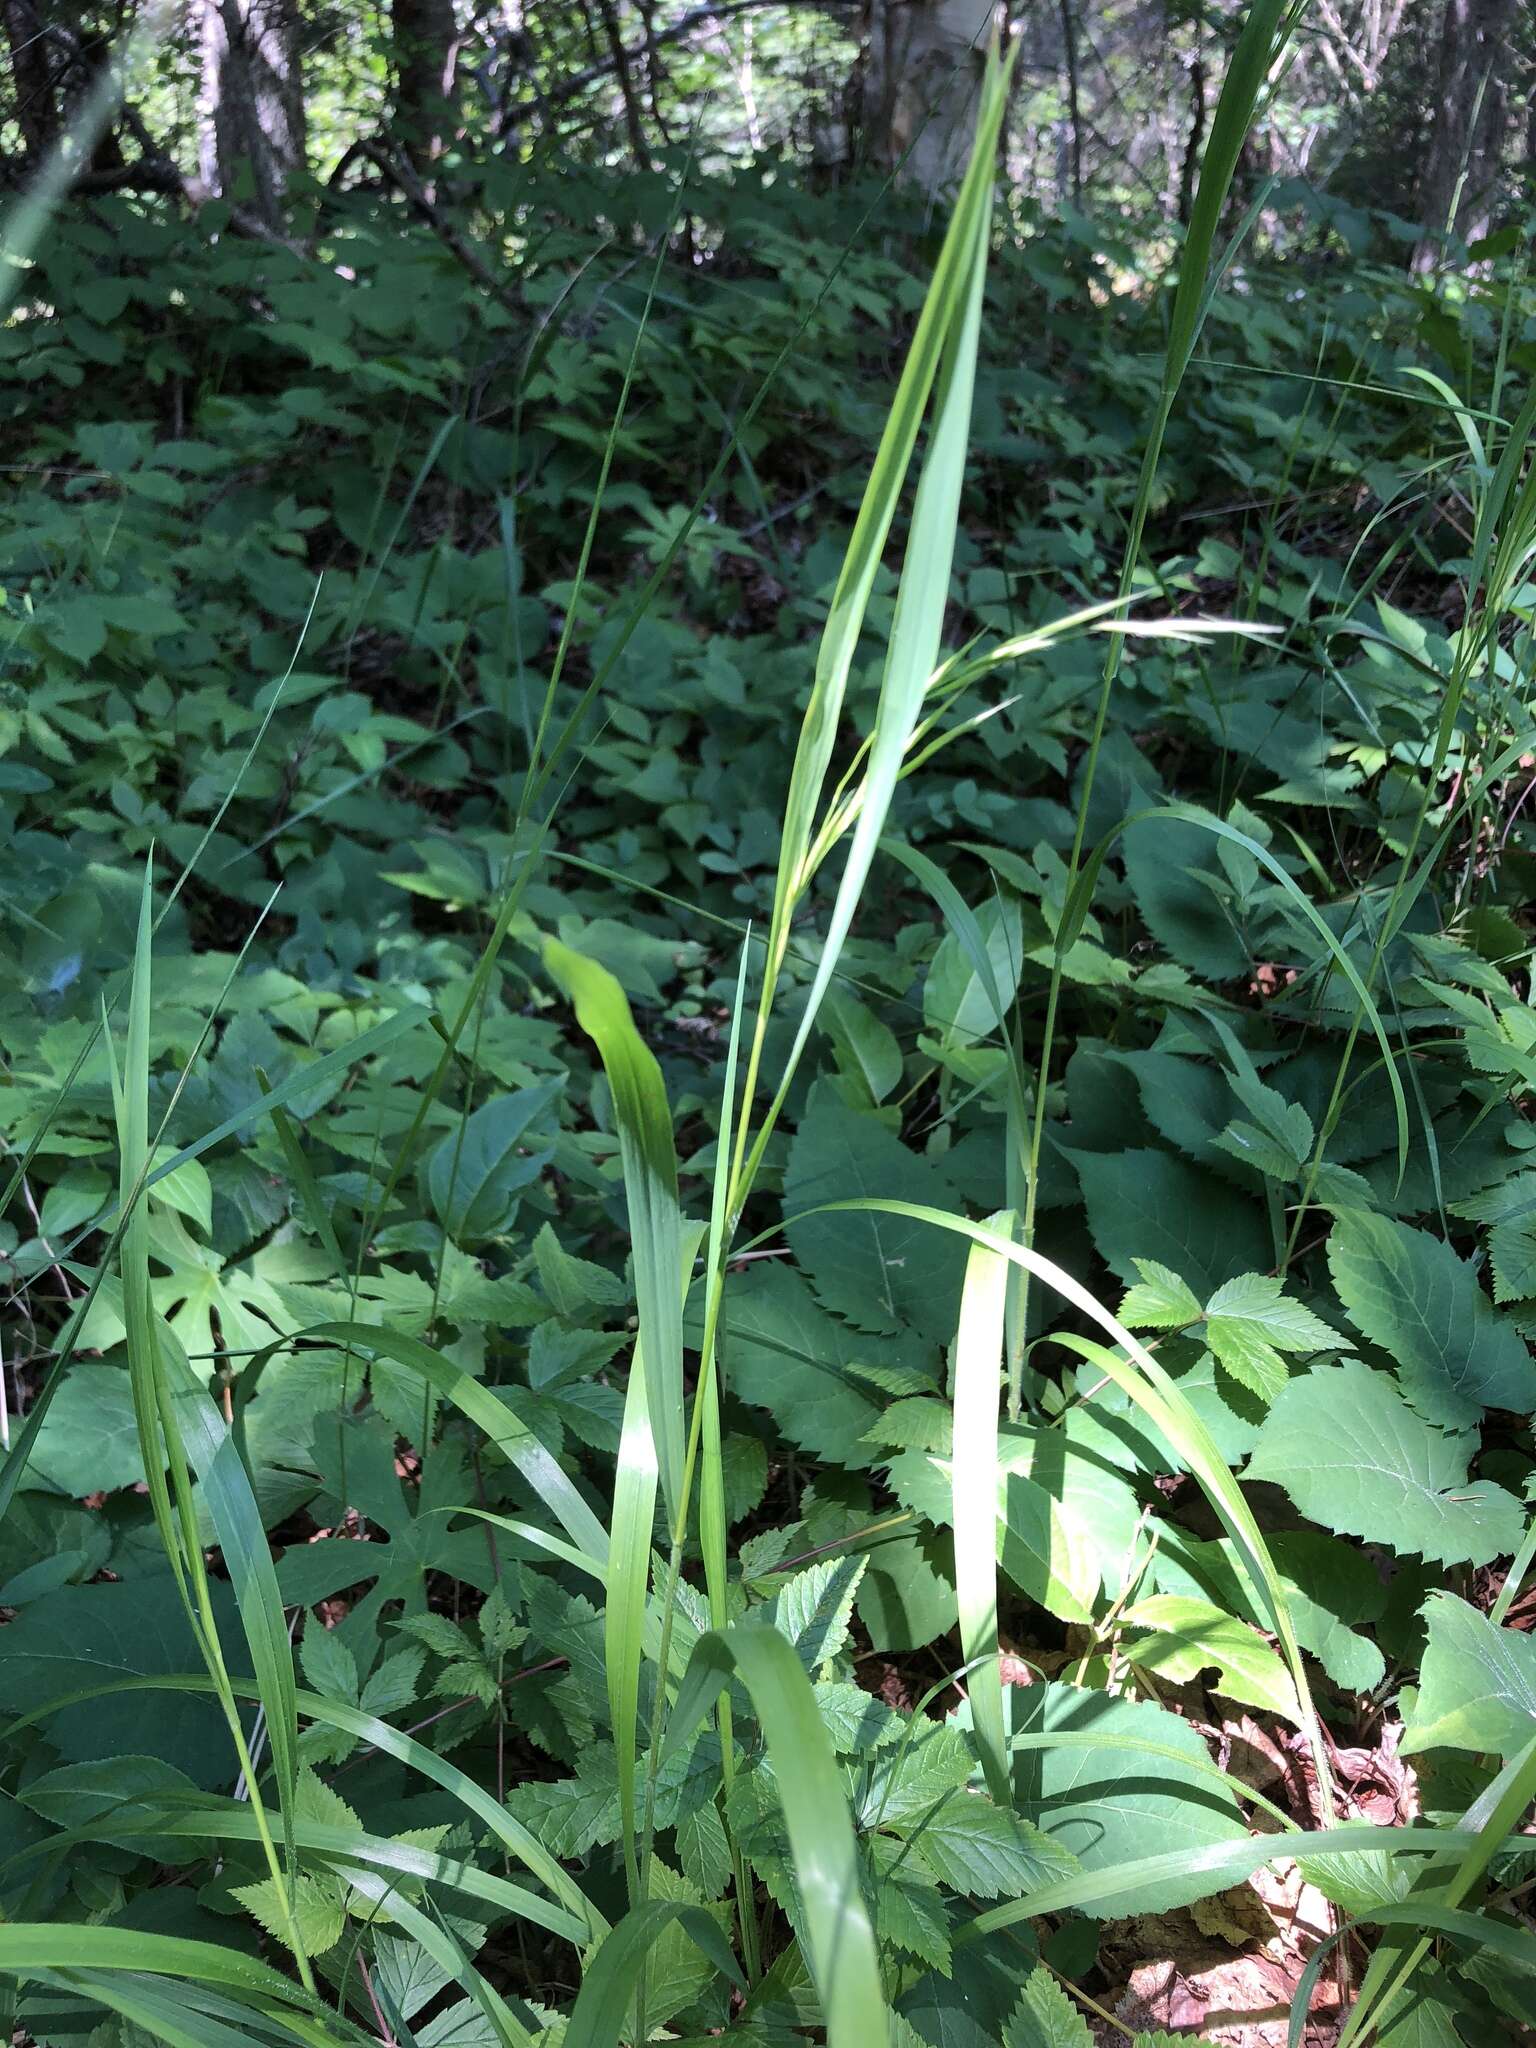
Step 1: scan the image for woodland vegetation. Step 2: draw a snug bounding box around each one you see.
[2,5,1536,2046]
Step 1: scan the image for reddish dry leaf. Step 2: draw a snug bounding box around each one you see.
[1109,1920,1343,2046]
[998,1650,1036,1687]
[1221,1712,1289,1795]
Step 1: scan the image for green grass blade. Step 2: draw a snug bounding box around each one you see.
[1009,1729,1296,1832]
[75,1004,430,1246]
[292,1690,607,1942]
[753,74,1005,1160]
[109,873,181,1586]
[161,1333,299,1871]
[565,1900,745,2048]
[768,68,1002,919]
[724,45,1012,1220]
[1400,366,1490,478]
[540,934,688,1908]
[1336,1732,1536,2047]
[788,1201,1333,1823]
[607,1342,662,1902]
[882,835,1032,1382]
[262,1090,346,1274]
[1294,1898,1536,2048]
[678,937,757,1969]
[0,591,316,1245]
[951,1222,1013,1807]
[332,1867,535,2048]
[521,217,676,804]
[881,838,1011,1033]
[0,1673,606,1942]
[954,1823,1533,1937]
[1344,1901,1536,1966]
[16,1805,589,1951]
[456,1508,607,1583]
[1164,0,1293,389]
[288,1322,608,1563]
[1019,0,1305,1412]
[520,153,962,824]
[0,6,171,318]
[542,936,685,1536]
[105,864,315,1991]
[693,938,752,1632]
[1490,1509,1536,1626]
[1298,1886,1536,2048]
[664,1624,889,2045]
[21,1974,344,2048]
[0,1926,325,2005]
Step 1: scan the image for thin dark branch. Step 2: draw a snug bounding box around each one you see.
[354,137,523,314]
[65,153,182,194]
[495,0,844,134]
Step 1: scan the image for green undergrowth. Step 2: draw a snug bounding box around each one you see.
[3,26,1536,2048]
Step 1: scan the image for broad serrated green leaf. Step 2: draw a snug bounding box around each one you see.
[675,1799,733,1899]
[627,1861,732,2030]
[884,1444,1099,1626]
[534,1220,631,1314]
[1153,1527,1386,1697]
[299,1624,358,1703]
[563,1895,742,2048]
[1402,1592,1536,1759]
[858,1720,976,1828]
[423,1081,559,1242]
[700,1263,883,1468]
[1118,1258,1202,1329]
[865,1398,954,1452]
[1119,1593,1300,1717]
[371,1934,456,2027]
[1122,810,1250,980]
[1247,1361,1525,1566]
[888,1792,1079,1901]
[867,1832,952,1971]
[1203,1273,1340,1353]
[783,1094,966,1341]
[1202,1272,1342,1401]
[1327,1211,1536,1427]
[1203,1318,1290,1400]
[1070,1148,1271,1297]
[823,986,904,1105]
[763,1555,867,1672]
[229,1873,345,1959]
[1005,1965,1093,2047]
[923,894,1023,1047]
[1453,1174,1536,1305]
[812,1681,904,1754]
[21,1364,145,1498]
[1219,1068,1314,1171]
[1010,1682,1247,1913]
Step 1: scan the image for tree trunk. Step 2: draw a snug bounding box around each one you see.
[3,0,62,163]
[196,0,306,228]
[862,0,999,194]
[1058,0,1082,206]
[393,0,460,167]
[1414,0,1518,264]
[592,0,653,166]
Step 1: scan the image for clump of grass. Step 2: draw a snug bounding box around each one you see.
[4,9,1536,2046]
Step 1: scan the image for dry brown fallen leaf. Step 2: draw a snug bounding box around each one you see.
[1100,1871,1344,2048]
